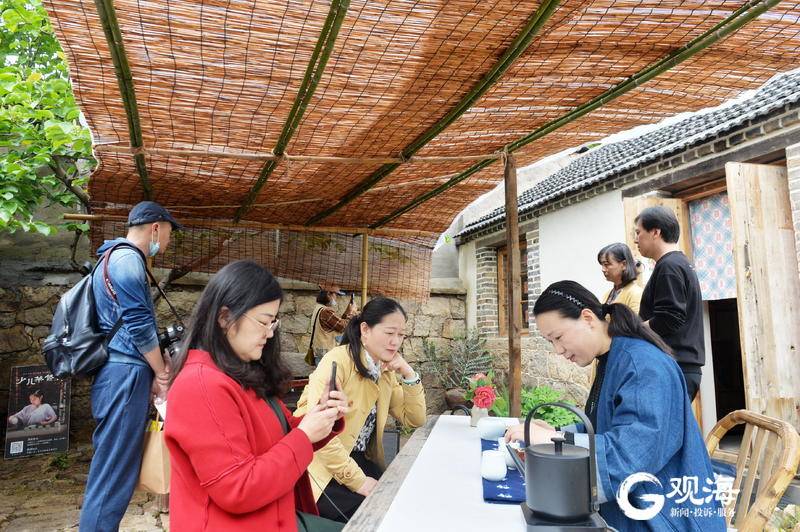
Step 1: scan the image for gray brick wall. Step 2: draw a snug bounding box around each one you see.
[475,246,499,336]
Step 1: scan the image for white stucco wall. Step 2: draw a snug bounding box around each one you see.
[539,189,627,299]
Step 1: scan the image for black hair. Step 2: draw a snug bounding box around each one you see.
[533,280,672,355]
[316,290,331,305]
[170,260,290,399]
[29,389,44,399]
[597,242,639,287]
[341,297,407,378]
[634,206,680,244]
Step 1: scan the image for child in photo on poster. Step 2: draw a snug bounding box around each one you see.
[6,389,57,430]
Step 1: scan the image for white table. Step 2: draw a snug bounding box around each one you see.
[344,415,527,532]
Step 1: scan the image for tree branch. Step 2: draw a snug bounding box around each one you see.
[50,155,90,210]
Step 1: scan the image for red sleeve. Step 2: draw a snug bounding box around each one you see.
[279,400,344,451]
[168,366,314,514]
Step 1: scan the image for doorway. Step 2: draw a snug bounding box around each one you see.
[708,298,746,447]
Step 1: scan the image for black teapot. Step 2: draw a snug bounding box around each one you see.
[506,402,608,530]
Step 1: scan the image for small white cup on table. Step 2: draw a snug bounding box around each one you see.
[481,450,507,482]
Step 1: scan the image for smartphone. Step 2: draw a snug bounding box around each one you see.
[329,361,338,393]
[349,292,355,305]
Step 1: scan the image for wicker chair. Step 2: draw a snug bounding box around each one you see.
[705,409,800,531]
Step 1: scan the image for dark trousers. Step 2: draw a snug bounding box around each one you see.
[80,362,152,532]
[682,368,702,403]
[317,451,384,523]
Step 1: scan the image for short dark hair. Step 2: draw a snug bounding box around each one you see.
[533,280,672,355]
[316,290,331,305]
[341,297,407,378]
[170,260,289,399]
[634,206,680,243]
[597,243,639,287]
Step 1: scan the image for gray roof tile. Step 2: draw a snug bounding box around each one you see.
[457,70,800,240]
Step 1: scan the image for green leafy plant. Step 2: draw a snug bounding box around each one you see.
[768,504,800,531]
[490,385,580,427]
[49,452,70,470]
[0,0,95,235]
[423,329,493,390]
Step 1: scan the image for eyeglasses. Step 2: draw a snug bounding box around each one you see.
[242,313,280,333]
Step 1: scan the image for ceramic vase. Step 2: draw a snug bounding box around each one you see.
[470,405,488,427]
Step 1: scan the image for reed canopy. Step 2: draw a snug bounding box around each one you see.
[45,0,800,298]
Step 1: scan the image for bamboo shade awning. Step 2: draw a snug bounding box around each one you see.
[43,0,800,296]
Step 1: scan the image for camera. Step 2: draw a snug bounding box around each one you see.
[158,323,185,358]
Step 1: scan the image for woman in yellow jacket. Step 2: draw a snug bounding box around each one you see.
[597,242,643,314]
[294,297,426,523]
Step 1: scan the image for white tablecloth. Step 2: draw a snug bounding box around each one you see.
[378,415,527,532]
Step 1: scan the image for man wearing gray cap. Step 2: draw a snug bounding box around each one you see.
[80,201,181,531]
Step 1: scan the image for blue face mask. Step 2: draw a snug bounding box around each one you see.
[148,237,160,257]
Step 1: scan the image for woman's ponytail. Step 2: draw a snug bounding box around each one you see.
[605,302,673,355]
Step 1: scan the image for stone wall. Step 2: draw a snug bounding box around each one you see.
[488,335,591,407]
[0,277,466,446]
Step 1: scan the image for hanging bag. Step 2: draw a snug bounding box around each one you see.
[137,411,170,494]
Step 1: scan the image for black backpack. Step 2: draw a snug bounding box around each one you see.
[42,242,146,378]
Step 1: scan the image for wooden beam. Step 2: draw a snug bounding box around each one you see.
[371,0,782,228]
[95,144,501,165]
[674,178,727,202]
[93,0,152,199]
[361,234,369,306]
[305,0,562,226]
[233,0,350,222]
[504,154,522,418]
[62,213,438,239]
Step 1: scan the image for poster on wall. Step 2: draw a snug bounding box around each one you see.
[4,365,70,459]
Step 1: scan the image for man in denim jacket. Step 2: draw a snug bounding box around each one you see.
[80,201,181,531]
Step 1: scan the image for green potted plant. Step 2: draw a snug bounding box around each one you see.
[423,329,494,410]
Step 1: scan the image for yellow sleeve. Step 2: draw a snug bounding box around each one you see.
[299,353,368,492]
[387,376,427,429]
[625,284,643,315]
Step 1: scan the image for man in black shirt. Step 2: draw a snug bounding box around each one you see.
[635,206,705,401]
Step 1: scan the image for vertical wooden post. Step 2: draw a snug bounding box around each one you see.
[504,153,522,418]
[361,234,369,306]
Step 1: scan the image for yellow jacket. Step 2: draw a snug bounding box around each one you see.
[294,345,426,499]
[601,282,643,315]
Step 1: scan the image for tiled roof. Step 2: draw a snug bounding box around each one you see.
[457,70,800,241]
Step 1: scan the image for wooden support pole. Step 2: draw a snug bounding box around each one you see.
[62,213,438,239]
[504,153,522,418]
[361,234,369,307]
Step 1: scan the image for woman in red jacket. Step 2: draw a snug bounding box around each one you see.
[166,260,348,531]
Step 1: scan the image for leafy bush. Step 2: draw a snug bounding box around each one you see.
[768,504,800,531]
[490,385,580,427]
[423,329,493,389]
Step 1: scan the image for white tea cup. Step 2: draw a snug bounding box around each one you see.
[481,450,507,482]
[497,437,519,469]
[477,417,516,440]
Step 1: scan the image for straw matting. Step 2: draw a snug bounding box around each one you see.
[44,1,800,296]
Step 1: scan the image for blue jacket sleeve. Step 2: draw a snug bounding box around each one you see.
[592,357,685,504]
[108,250,159,354]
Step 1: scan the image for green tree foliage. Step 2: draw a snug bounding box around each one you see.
[0,0,93,235]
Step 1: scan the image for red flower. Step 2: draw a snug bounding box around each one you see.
[472,385,496,409]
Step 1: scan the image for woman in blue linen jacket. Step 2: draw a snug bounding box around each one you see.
[506,280,725,531]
